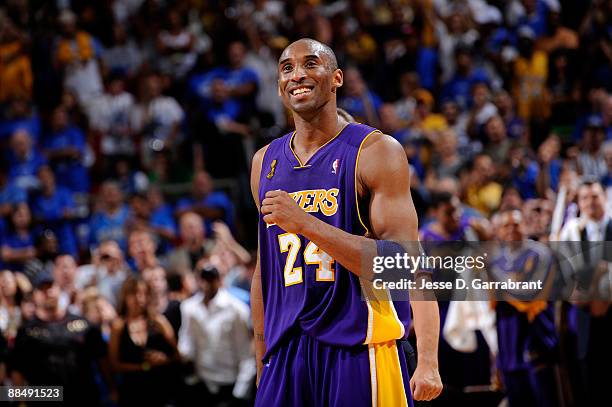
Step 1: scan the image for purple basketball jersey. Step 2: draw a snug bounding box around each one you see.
[258,123,412,357]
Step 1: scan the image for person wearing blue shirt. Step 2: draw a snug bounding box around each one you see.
[0,203,36,272]
[0,165,27,218]
[338,67,383,127]
[89,181,130,252]
[175,171,234,233]
[6,129,47,192]
[0,99,41,142]
[188,40,258,114]
[42,105,90,194]
[127,193,176,255]
[441,45,490,110]
[29,166,78,257]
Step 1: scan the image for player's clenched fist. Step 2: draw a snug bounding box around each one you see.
[261,190,310,234]
[410,363,443,401]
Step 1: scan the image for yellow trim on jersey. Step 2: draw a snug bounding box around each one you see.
[361,280,405,343]
[354,130,381,236]
[355,130,405,345]
[369,341,409,407]
[289,123,350,167]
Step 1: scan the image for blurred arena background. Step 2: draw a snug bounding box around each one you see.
[0,0,611,406]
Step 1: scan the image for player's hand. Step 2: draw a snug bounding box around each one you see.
[410,363,443,401]
[261,190,310,234]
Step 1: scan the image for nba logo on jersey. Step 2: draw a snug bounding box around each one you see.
[332,159,340,174]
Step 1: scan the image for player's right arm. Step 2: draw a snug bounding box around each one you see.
[250,144,269,386]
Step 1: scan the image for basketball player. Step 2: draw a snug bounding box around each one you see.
[250,39,442,406]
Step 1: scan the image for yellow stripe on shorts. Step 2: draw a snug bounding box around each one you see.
[368,341,408,407]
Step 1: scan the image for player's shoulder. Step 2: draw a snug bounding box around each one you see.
[359,131,407,171]
[356,130,409,190]
[251,132,294,173]
[360,130,404,156]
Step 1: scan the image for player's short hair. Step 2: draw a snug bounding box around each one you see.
[280,38,338,72]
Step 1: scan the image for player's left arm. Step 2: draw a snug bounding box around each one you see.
[261,134,442,401]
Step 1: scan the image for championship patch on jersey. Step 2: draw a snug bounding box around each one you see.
[267,159,277,179]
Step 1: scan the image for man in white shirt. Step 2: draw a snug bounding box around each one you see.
[558,180,611,405]
[559,180,610,242]
[178,265,255,405]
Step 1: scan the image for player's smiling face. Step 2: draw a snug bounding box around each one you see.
[278,41,342,114]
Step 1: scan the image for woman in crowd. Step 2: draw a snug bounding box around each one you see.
[109,276,178,406]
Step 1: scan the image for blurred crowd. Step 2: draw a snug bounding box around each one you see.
[0,0,611,406]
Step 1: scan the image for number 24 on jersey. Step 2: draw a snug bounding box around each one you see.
[278,233,335,286]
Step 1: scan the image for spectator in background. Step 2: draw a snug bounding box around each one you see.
[175,171,234,231]
[440,99,472,155]
[102,23,143,79]
[178,265,255,406]
[577,117,606,178]
[510,145,540,199]
[80,287,117,341]
[109,276,178,407]
[52,254,80,314]
[462,154,503,216]
[0,19,32,103]
[441,44,490,110]
[601,141,612,207]
[141,266,181,336]
[156,8,197,80]
[30,166,78,257]
[88,73,136,166]
[223,40,260,113]
[11,272,111,405]
[166,211,214,273]
[522,198,554,241]
[490,208,560,407]
[431,129,465,179]
[22,230,59,282]
[195,78,252,178]
[558,180,611,405]
[0,164,26,218]
[43,105,90,194]
[89,181,130,250]
[339,67,382,127]
[7,129,46,192]
[53,10,103,109]
[512,26,549,125]
[130,73,184,169]
[0,98,41,142]
[1,203,36,272]
[394,71,420,125]
[466,82,498,138]
[494,89,527,140]
[127,229,159,273]
[0,269,27,342]
[76,240,128,308]
[379,103,410,144]
[411,89,448,140]
[113,157,150,196]
[536,134,563,197]
[127,193,175,254]
[483,115,512,166]
[536,10,579,53]
[435,7,480,83]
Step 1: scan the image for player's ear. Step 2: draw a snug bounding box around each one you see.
[332,69,343,93]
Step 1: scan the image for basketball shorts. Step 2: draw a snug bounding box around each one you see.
[255,333,413,407]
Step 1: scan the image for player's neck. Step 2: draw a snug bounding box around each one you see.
[293,107,346,151]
